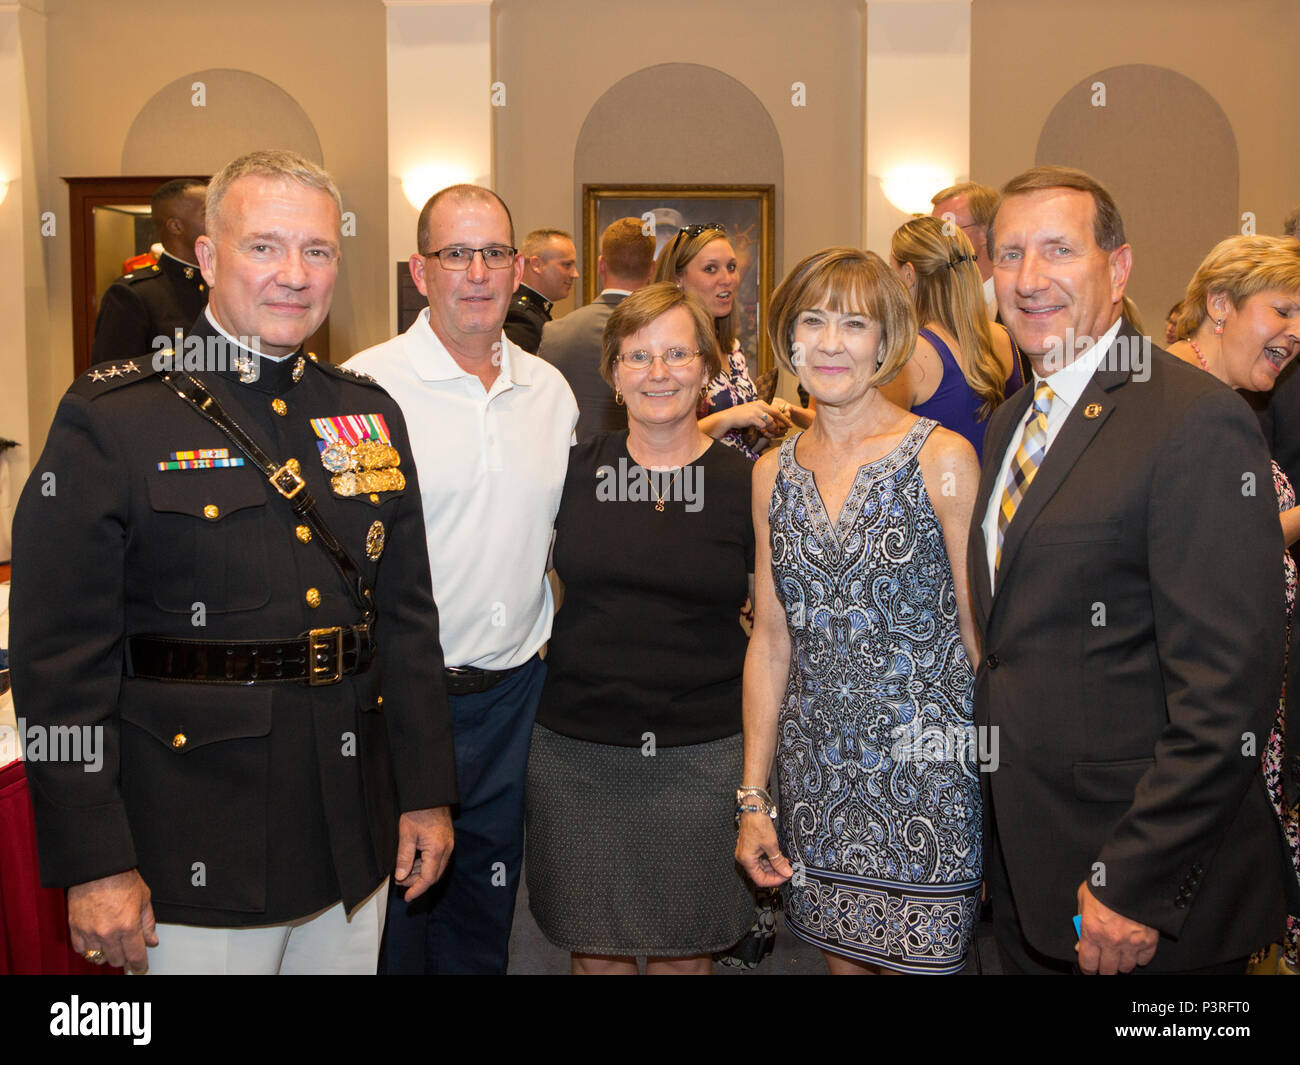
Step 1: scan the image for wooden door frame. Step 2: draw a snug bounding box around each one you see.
[65,175,206,377]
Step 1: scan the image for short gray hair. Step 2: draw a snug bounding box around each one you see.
[206,150,342,236]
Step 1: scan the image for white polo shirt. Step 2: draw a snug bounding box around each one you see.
[982,317,1122,588]
[347,309,578,669]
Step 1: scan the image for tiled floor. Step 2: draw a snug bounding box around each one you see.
[507,867,1002,974]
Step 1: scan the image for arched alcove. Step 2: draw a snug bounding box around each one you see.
[1036,65,1238,327]
[574,63,783,369]
[122,68,322,174]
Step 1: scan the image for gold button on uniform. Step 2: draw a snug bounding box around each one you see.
[369,493,380,504]
[295,524,312,543]
[376,696,383,706]
[305,588,321,608]
[272,398,287,416]
[172,733,187,750]
[203,504,219,519]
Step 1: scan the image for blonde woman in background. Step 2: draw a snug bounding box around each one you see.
[883,216,1020,460]
[1169,233,1300,975]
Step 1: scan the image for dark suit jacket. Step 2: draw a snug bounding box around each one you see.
[503,284,552,354]
[536,292,628,441]
[91,253,208,364]
[10,315,457,926]
[968,319,1289,969]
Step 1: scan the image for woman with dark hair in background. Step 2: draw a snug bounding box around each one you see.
[883,216,1019,460]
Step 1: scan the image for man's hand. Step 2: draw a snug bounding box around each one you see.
[67,869,158,973]
[1075,882,1158,974]
[395,806,454,902]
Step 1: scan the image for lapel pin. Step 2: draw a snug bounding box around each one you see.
[1084,403,1103,419]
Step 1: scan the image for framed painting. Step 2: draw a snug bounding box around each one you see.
[582,184,776,372]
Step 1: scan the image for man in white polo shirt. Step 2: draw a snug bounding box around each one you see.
[347,185,577,974]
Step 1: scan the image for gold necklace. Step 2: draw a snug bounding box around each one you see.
[653,467,683,511]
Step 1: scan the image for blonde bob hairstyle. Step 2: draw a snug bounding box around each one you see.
[1176,235,1300,339]
[767,247,917,389]
[653,226,738,356]
[599,282,723,390]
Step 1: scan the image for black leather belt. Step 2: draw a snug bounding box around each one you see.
[128,625,373,686]
[443,661,528,696]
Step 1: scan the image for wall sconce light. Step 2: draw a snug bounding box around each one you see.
[880,164,955,216]
[401,164,475,211]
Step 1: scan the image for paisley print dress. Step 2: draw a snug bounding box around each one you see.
[769,420,982,973]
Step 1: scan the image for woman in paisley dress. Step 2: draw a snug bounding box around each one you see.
[736,246,984,974]
[1167,234,1300,973]
[654,224,806,458]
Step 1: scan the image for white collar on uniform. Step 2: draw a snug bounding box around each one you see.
[204,306,292,362]
[161,249,200,270]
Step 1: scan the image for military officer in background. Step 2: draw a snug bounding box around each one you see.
[10,150,457,975]
[502,228,579,353]
[90,178,210,365]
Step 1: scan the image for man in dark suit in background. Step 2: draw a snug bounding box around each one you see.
[536,217,653,438]
[503,228,579,353]
[969,165,1288,974]
[91,178,210,364]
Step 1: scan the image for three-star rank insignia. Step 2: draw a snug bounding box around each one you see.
[365,521,386,560]
[87,360,141,383]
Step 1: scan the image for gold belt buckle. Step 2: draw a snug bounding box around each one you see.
[270,462,306,499]
[308,627,344,685]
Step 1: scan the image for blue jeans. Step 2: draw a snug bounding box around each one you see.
[378,655,546,974]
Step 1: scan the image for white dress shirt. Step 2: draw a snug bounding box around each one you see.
[982,317,1123,587]
[347,309,578,669]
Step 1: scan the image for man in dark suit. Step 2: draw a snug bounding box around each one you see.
[91,179,210,364]
[503,228,578,352]
[536,217,653,439]
[969,165,1288,974]
[10,150,456,974]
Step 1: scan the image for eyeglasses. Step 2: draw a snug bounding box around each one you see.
[423,244,518,270]
[618,348,700,369]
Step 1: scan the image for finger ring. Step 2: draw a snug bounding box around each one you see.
[83,949,105,963]
[761,413,770,422]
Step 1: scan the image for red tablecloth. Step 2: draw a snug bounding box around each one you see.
[0,759,118,974]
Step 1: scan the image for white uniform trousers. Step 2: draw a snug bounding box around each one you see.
[140,879,388,975]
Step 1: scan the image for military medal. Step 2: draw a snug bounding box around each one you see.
[365,521,386,560]
[311,414,404,497]
[321,441,355,472]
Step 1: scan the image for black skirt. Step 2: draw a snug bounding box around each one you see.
[524,724,753,957]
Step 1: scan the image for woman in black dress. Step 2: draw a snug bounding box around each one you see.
[524,282,755,974]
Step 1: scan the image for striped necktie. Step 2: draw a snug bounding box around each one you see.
[996,382,1054,572]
